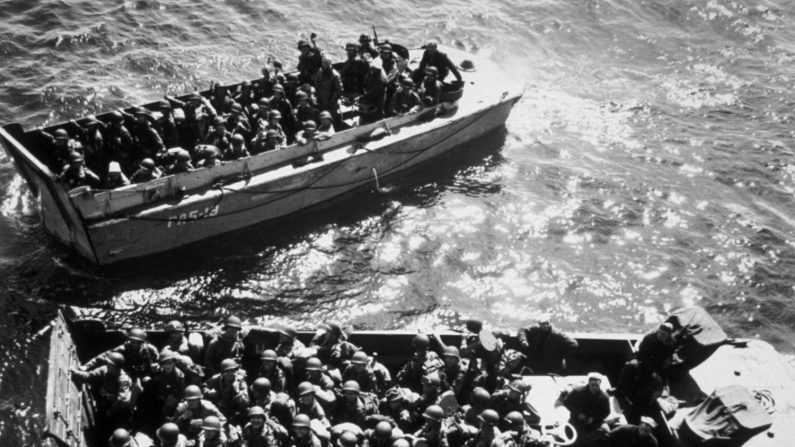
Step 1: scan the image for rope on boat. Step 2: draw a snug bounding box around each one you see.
[114,92,510,223]
[753,389,776,414]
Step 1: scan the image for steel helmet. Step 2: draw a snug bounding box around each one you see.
[187,92,202,101]
[345,42,359,52]
[504,411,525,428]
[477,409,499,425]
[507,379,527,394]
[201,415,222,431]
[278,325,297,338]
[109,428,132,447]
[442,346,460,359]
[286,73,299,82]
[471,387,491,407]
[224,315,242,329]
[68,152,84,163]
[184,385,203,400]
[260,349,278,362]
[164,320,183,333]
[401,78,414,87]
[248,405,267,418]
[54,128,69,139]
[231,133,245,144]
[297,39,310,49]
[213,116,225,127]
[293,413,311,428]
[258,97,271,107]
[220,358,239,372]
[351,351,368,365]
[266,129,279,139]
[342,380,360,393]
[127,328,147,342]
[156,422,180,443]
[269,110,282,120]
[319,111,332,121]
[176,150,191,162]
[424,66,439,77]
[107,352,125,367]
[141,158,156,170]
[109,110,124,122]
[411,333,430,349]
[297,381,315,396]
[252,378,272,394]
[379,43,392,52]
[391,440,410,447]
[157,99,172,110]
[338,431,358,447]
[374,421,393,439]
[303,120,317,131]
[132,106,149,116]
[230,102,243,114]
[295,90,308,100]
[158,350,178,363]
[272,84,285,93]
[422,405,444,421]
[305,357,322,371]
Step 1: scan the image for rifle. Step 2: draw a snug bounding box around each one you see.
[372,25,380,47]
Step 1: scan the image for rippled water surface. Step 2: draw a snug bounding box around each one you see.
[3,0,795,444]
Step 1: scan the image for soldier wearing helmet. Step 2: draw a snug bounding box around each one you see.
[203,315,245,376]
[159,320,190,358]
[166,149,194,175]
[334,380,378,426]
[104,109,135,171]
[340,42,369,98]
[435,343,475,401]
[198,414,228,447]
[296,36,323,84]
[225,133,250,161]
[397,333,443,392]
[269,83,296,143]
[300,358,337,415]
[152,349,186,417]
[310,323,359,370]
[167,91,217,151]
[39,126,86,171]
[127,106,165,163]
[359,64,386,125]
[489,379,540,429]
[257,350,287,392]
[377,386,420,432]
[386,77,423,118]
[129,157,162,184]
[293,90,318,130]
[460,387,491,427]
[202,358,250,419]
[291,413,323,447]
[414,41,463,85]
[153,98,182,149]
[341,350,391,395]
[254,66,276,102]
[250,377,276,410]
[295,381,331,429]
[419,66,443,108]
[203,116,233,155]
[155,422,187,447]
[262,109,287,146]
[172,384,227,440]
[415,372,445,415]
[362,420,400,447]
[469,409,501,447]
[102,161,130,189]
[316,111,336,139]
[59,151,101,190]
[233,80,256,113]
[225,102,252,140]
[413,404,448,447]
[108,427,154,447]
[81,328,159,381]
[379,43,401,107]
[312,56,342,122]
[491,411,548,447]
[242,405,279,447]
[517,314,578,375]
[495,349,531,388]
[70,352,132,427]
[274,324,308,360]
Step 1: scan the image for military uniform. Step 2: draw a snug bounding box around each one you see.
[203,370,250,416]
[397,351,443,392]
[242,422,279,447]
[84,340,159,380]
[312,67,342,118]
[563,384,610,445]
[59,164,101,190]
[71,366,132,422]
[491,427,549,447]
[517,324,578,374]
[172,399,226,438]
[203,333,244,376]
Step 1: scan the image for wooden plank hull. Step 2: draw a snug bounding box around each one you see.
[86,97,520,264]
[45,312,88,447]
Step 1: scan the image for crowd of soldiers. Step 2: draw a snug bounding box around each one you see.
[71,315,669,447]
[40,34,464,193]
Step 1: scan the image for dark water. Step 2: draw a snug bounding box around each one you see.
[3,0,795,444]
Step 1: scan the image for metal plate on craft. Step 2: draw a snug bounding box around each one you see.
[479,329,497,352]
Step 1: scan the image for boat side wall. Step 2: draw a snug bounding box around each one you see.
[85,97,520,264]
[45,312,87,447]
[0,126,98,262]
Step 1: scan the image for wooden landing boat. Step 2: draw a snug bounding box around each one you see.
[0,46,522,265]
[44,307,795,447]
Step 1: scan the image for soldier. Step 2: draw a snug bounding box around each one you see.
[250,378,276,411]
[362,421,400,447]
[604,417,659,447]
[70,352,132,426]
[317,111,335,139]
[210,83,234,116]
[129,158,162,183]
[275,325,307,359]
[171,385,227,440]
[296,39,323,85]
[360,65,386,125]
[130,106,165,162]
[160,320,191,358]
[295,120,318,146]
[341,351,390,395]
[340,42,369,97]
[242,406,279,447]
[312,57,342,121]
[438,345,472,401]
[269,85,295,143]
[254,67,276,101]
[415,373,444,415]
[166,149,194,174]
[107,428,154,447]
[336,431,360,447]
[71,116,105,174]
[303,358,336,412]
[203,358,250,419]
[59,152,101,190]
[636,323,675,381]
[562,373,610,446]
[204,117,233,155]
[419,67,443,108]
[198,415,228,447]
[489,380,540,429]
[397,334,443,392]
[294,91,318,130]
[310,323,358,371]
[460,320,502,393]
[295,381,331,429]
[494,350,531,389]
[415,41,463,85]
[379,44,401,107]
[103,161,130,189]
[152,350,186,418]
[460,387,490,427]
[156,422,188,447]
[386,78,423,117]
[204,315,245,376]
[234,81,256,112]
[263,110,287,145]
[257,350,287,392]
[226,134,250,161]
[105,110,135,172]
[290,414,323,447]
[491,412,549,447]
[168,92,216,151]
[517,315,578,375]
[469,409,501,447]
[39,127,84,171]
[378,387,419,433]
[251,97,272,136]
[358,34,379,59]
[412,405,448,447]
[153,99,181,149]
[615,358,664,425]
[226,102,252,142]
[82,328,159,381]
